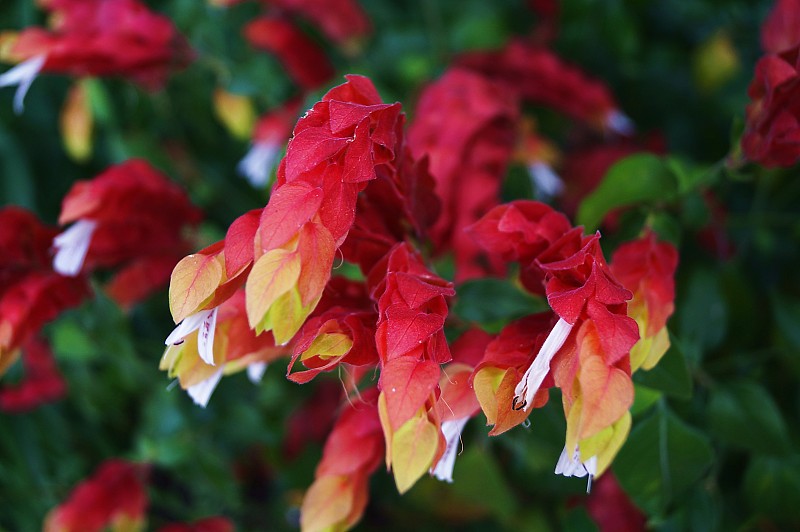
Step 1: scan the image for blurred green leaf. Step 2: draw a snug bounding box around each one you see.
[615,404,714,516]
[744,456,800,525]
[708,380,792,456]
[576,154,678,231]
[453,278,549,332]
[631,384,662,417]
[676,268,728,363]
[635,334,693,399]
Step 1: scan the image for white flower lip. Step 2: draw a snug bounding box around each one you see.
[431,417,470,483]
[528,161,564,200]
[165,308,219,366]
[513,318,573,412]
[0,55,46,114]
[606,109,635,136]
[237,141,280,188]
[555,444,598,493]
[247,362,268,383]
[187,368,224,408]
[52,219,98,277]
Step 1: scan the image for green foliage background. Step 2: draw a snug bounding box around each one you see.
[2,0,800,530]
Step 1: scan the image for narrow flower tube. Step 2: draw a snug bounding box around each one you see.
[0,54,46,114]
[513,317,573,411]
[431,417,470,483]
[52,219,97,277]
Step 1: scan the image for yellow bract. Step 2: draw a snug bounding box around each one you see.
[168,253,224,323]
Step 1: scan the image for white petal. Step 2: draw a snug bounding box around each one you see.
[0,55,46,114]
[528,162,564,200]
[237,142,280,188]
[247,362,268,383]
[431,417,470,483]
[196,307,219,366]
[186,369,224,408]
[514,318,573,411]
[164,309,214,346]
[554,444,598,493]
[52,219,97,276]
[605,109,635,136]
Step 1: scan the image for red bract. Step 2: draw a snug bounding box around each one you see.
[0,337,66,412]
[300,388,384,532]
[268,0,371,47]
[610,231,678,371]
[761,0,800,54]
[157,517,235,532]
[56,159,202,307]
[459,40,632,133]
[0,207,89,375]
[407,67,519,281]
[742,46,800,167]
[244,16,335,91]
[245,75,403,344]
[44,459,149,532]
[0,0,192,111]
[584,472,647,532]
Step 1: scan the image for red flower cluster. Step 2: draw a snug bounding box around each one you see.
[44,458,234,532]
[0,337,66,412]
[0,0,192,112]
[44,459,149,532]
[0,207,89,377]
[56,159,202,308]
[742,0,800,167]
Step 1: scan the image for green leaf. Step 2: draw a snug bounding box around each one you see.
[675,268,727,363]
[576,154,677,231]
[615,404,714,516]
[453,278,549,332]
[635,334,693,399]
[708,380,792,456]
[631,384,662,417]
[744,456,800,523]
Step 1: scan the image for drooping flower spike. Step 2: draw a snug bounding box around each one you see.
[56,159,203,308]
[244,16,335,91]
[0,337,67,413]
[0,0,192,112]
[0,207,90,377]
[407,67,519,282]
[43,459,149,532]
[459,40,633,134]
[468,200,639,485]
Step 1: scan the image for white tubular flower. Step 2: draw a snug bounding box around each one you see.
[0,55,46,114]
[527,162,564,200]
[605,109,635,136]
[513,318,573,411]
[237,141,280,188]
[247,362,268,383]
[187,368,224,408]
[164,307,219,366]
[52,219,98,276]
[431,417,470,483]
[555,444,598,493]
